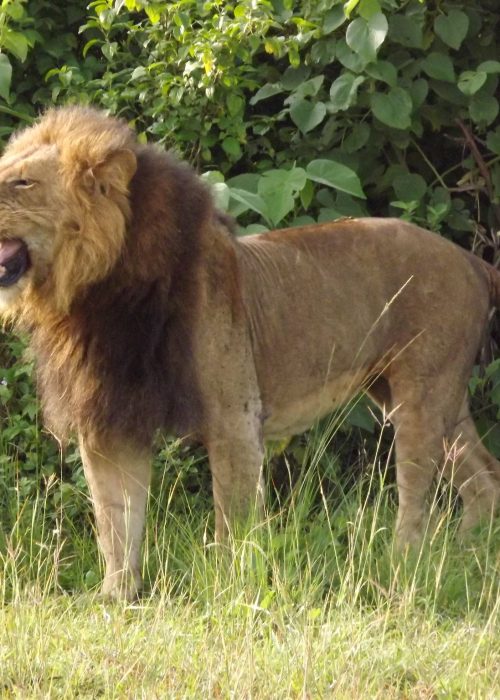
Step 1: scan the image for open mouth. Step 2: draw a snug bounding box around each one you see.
[0,238,30,288]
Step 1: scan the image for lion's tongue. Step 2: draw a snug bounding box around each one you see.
[0,239,24,266]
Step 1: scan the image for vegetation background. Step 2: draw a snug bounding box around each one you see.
[0,0,499,696]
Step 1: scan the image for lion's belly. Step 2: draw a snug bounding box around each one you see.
[261,369,368,439]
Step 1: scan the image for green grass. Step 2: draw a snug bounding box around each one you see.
[1,433,500,698]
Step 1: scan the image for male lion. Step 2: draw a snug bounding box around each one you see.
[0,106,499,599]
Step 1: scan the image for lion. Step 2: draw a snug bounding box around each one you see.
[0,106,499,599]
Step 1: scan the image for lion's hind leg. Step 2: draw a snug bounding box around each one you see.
[79,435,151,601]
[387,364,472,549]
[442,399,500,535]
[391,405,445,548]
[369,375,454,547]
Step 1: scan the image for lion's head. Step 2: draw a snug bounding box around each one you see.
[0,107,137,316]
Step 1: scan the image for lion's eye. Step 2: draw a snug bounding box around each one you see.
[10,178,36,189]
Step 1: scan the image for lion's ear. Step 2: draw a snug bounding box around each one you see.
[82,149,137,197]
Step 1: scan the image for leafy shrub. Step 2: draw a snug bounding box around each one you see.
[3,1,499,236]
[0,0,89,131]
[44,0,498,241]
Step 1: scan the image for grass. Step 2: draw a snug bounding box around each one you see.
[2,586,498,698]
[1,430,500,698]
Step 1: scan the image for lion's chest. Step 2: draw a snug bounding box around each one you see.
[261,369,368,440]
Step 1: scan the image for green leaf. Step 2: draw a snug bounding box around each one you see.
[481,423,500,455]
[145,5,162,23]
[409,79,429,109]
[227,174,260,193]
[430,81,467,107]
[490,377,500,408]
[458,71,487,97]
[281,65,310,90]
[487,128,500,156]
[429,186,451,210]
[388,15,423,48]
[434,10,469,50]
[250,83,283,105]
[0,54,12,100]
[343,123,371,153]
[83,38,100,58]
[359,0,381,20]
[290,99,326,134]
[393,173,427,202]
[478,61,500,74]
[365,60,397,87]
[329,73,365,112]
[370,87,412,129]
[346,13,388,64]
[323,6,346,33]
[336,38,366,72]
[227,94,244,117]
[131,65,147,81]
[222,137,242,159]
[288,168,308,191]
[23,28,42,48]
[335,192,367,217]
[347,399,376,433]
[234,4,247,19]
[469,94,499,126]
[421,52,455,83]
[306,159,366,199]
[318,207,345,222]
[492,164,500,203]
[259,168,307,197]
[290,76,324,99]
[300,179,314,210]
[258,168,307,226]
[101,41,118,61]
[5,1,25,21]
[311,38,337,65]
[229,188,270,223]
[2,29,29,62]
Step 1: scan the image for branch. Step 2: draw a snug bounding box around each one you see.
[456,119,494,202]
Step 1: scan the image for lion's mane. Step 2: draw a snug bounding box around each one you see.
[10,108,219,444]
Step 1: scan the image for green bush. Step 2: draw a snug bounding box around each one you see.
[0,0,88,128]
[38,1,499,239]
[2,1,499,235]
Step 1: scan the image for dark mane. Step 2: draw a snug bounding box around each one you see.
[32,146,216,445]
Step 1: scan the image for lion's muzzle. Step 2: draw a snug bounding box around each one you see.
[0,239,30,287]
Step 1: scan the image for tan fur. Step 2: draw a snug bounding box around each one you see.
[0,106,499,600]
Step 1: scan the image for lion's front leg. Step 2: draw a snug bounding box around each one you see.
[79,435,151,601]
[196,298,265,541]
